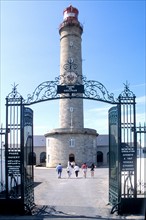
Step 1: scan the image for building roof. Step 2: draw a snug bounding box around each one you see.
[33,135,46,147]
[97,135,109,146]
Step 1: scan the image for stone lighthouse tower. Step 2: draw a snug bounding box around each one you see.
[45,5,98,167]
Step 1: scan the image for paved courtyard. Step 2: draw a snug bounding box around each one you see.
[0,167,145,219]
[33,167,145,219]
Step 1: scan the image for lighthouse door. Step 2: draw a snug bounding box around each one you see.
[69,153,75,162]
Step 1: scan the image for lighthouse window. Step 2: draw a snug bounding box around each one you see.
[93,139,96,148]
[69,138,75,147]
[47,139,49,147]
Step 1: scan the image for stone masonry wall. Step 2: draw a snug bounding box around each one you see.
[46,128,97,168]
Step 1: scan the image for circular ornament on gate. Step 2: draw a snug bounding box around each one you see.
[65,72,77,84]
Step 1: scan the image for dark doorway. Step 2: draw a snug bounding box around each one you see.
[40,152,46,164]
[69,153,75,162]
[97,151,103,162]
[97,151,103,166]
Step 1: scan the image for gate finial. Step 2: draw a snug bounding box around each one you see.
[118,81,136,99]
[7,82,23,99]
[11,83,19,97]
[123,81,130,95]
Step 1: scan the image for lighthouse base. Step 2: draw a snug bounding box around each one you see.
[45,128,98,168]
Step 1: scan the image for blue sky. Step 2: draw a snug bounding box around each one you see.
[1,0,146,135]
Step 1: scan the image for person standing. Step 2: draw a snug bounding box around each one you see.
[66,165,72,178]
[74,164,80,177]
[56,163,63,178]
[90,163,95,178]
[70,161,75,168]
[81,163,88,178]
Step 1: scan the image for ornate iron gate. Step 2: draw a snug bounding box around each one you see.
[0,87,34,214]
[109,84,145,214]
[0,78,145,215]
[109,106,120,208]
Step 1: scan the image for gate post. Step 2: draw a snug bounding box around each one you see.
[0,85,34,215]
[109,83,144,215]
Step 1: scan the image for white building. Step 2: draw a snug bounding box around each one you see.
[33,135,46,166]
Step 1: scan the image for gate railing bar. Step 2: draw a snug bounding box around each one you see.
[0,126,5,196]
[132,123,146,196]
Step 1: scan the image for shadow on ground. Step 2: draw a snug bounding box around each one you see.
[34,182,42,188]
[32,205,116,219]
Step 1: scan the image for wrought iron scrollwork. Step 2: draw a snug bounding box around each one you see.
[25,80,60,105]
[22,75,120,105]
[123,171,134,198]
[9,172,19,199]
[63,58,78,73]
[7,77,136,105]
[23,75,117,105]
[82,77,116,104]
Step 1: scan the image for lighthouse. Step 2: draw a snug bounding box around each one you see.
[45,5,98,167]
[59,5,84,130]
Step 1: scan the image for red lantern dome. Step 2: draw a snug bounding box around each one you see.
[63,5,79,21]
[59,5,83,34]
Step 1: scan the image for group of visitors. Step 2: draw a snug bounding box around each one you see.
[66,161,80,178]
[56,162,95,179]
